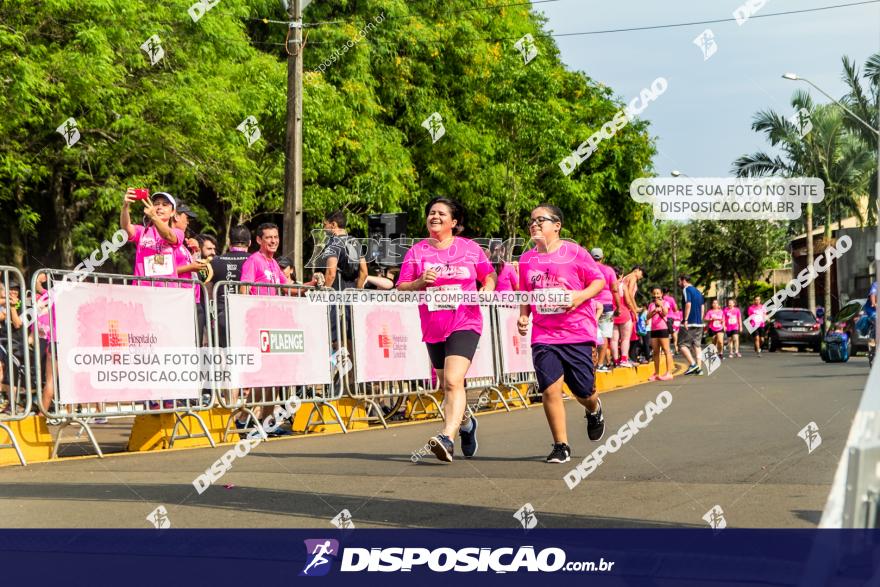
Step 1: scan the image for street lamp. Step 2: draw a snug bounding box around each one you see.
[783,72,880,350]
[671,170,689,178]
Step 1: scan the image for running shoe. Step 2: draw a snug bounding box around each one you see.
[684,364,699,375]
[596,364,611,373]
[429,433,454,462]
[659,373,674,381]
[586,400,605,441]
[728,353,734,359]
[546,442,572,463]
[618,359,635,368]
[736,352,742,358]
[649,374,660,382]
[459,417,478,458]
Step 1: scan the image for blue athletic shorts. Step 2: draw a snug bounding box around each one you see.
[532,342,595,398]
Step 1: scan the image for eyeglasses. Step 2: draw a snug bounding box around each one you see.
[528,216,558,226]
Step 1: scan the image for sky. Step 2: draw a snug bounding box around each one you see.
[536,0,880,177]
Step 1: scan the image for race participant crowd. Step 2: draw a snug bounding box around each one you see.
[5,188,872,464]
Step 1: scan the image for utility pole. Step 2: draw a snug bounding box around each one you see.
[283,0,304,280]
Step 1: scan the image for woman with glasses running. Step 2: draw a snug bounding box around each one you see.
[397,197,497,462]
[517,204,607,464]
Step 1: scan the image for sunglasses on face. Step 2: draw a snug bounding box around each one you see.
[528,216,559,226]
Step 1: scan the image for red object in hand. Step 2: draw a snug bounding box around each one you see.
[133,188,150,200]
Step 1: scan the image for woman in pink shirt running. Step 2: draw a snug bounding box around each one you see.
[705,299,725,355]
[397,197,497,463]
[517,204,607,464]
[647,287,674,381]
[747,296,768,355]
[724,298,742,358]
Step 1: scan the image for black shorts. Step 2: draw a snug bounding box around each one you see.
[425,330,481,370]
[651,329,669,339]
[726,329,739,336]
[532,342,595,399]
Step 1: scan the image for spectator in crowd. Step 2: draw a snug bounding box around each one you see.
[198,234,217,260]
[277,256,295,283]
[0,283,24,410]
[678,274,705,375]
[316,211,368,291]
[662,287,679,354]
[491,242,519,292]
[210,225,251,347]
[173,203,200,252]
[172,202,211,344]
[120,189,184,285]
[364,265,397,290]
[239,223,289,295]
[591,248,620,373]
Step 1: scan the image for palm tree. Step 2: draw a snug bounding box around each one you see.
[733,93,873,314]
[733,90,818,312]
[841,52,880,225]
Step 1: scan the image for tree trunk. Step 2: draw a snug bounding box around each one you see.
[51,170,75,269]
[805,203,816,313]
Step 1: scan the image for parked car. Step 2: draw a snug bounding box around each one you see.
[832,298,871,356]
[767,308,821,352]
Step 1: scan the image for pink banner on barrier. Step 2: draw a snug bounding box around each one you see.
[465,307,495,379]
[497,307,534,374]
[351,304,432,383]
[54,282,198,404]
[226,294,331,387]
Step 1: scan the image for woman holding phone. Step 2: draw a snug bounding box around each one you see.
[397,197,497,462]
[120,188,184,286]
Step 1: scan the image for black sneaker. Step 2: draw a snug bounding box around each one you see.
[459,417,478,458]
[429,434,454,462]
[586,400,605,441]
[684,364,699,375]
[546,442,571,463]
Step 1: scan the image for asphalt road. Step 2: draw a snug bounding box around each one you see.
[0,348,869,529]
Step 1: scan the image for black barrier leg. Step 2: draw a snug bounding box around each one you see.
[0,423,26,466]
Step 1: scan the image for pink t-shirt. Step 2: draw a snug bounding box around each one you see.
[706,309,725,332]
[648,300,670,331]
[519,241,605,345]
[34,292,57,343]
[594,262,617,306]
[724,307,742,330]
[748,304,767,327]
[129,225,185,286]
[173,242,201,303]
[397,237,495,343]
[663,295,678,313]
[240,252,287,295]
[669,309,682,332]
[495,263,519,292]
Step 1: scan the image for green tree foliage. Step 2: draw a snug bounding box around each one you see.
[1,0,656,277]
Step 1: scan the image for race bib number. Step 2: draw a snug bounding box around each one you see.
[536,288,570,315]
[727,315,738,325]
[427,285,462,312]
[712,319,722,329]
[144,253,173,277]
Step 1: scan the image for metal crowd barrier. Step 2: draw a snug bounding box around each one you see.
[33,269,216,458]
[493,305,537,405]
[461,306,520,414]
[0,266,31,465]
[212,280,346,440]
[344,295,441,430]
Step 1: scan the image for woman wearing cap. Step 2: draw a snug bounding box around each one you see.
[397,197,497,462]
[121,188,185,286]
